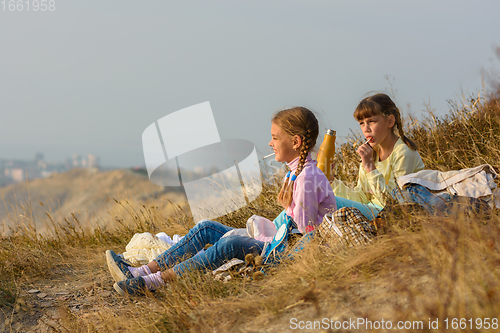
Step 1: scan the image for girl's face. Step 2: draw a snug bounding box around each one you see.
[269,122,300,163]
[358,114,395,146]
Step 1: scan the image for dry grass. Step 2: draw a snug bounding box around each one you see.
[1,91,500,332]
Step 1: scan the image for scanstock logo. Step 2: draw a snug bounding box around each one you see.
[142,101,262,221]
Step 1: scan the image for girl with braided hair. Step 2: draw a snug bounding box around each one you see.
[107,106,336,296]
[271,106,337,233]
[332,93,425,220]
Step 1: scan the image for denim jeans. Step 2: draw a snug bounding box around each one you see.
[154,220,265,276]
[390,184,491,216]
[335,196,383,220]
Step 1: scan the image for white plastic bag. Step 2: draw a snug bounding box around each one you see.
[122,232,172,265]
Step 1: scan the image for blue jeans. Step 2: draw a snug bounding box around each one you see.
[335,196,383,220]
[154,220,265,276]
[391,184,490,216]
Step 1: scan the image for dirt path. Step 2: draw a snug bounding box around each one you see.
[0,247,139,333]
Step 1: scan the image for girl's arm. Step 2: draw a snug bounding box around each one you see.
[364,146,423,205]
[291,171,332,232]
[331,166,371,203]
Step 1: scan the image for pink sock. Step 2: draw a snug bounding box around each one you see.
[142,271,166,290]
[128,265,152,278]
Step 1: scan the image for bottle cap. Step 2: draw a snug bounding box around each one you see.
[326,129,336,136]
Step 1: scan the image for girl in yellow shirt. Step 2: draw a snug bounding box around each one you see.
[331,93,425,219]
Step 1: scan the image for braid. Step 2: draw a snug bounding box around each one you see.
[280,129,312,207]
[296,129,311,176]
[274,107,319,209]
[277,170,292,207]
[394,112,418,151]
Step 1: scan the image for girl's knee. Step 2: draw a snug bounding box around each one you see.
[219,235,243,246]
[194,219,219,229]
[217,235,262,253]
[212,235,240,254]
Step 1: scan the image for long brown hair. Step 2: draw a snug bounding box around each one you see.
[272,107,319,208]
[353,93,418,151]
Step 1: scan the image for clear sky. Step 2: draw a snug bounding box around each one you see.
[1,0,499,168]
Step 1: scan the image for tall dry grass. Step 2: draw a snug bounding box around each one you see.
[1,90,500,332]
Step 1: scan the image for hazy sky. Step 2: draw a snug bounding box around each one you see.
[1,0,499,168]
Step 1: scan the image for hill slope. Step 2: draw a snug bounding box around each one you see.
[1,92,500,332]
[0,168,187,235]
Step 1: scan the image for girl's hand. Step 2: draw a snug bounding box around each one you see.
[356,143,376,173]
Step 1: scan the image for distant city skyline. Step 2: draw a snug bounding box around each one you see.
[0,152,100,167]
[0,152,100,186]
[1,0,499,168]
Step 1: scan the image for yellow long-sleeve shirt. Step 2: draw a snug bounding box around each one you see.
[331,138,425,207]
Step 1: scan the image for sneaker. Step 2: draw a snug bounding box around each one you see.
[113,276,151,296]
[106,250,134,282]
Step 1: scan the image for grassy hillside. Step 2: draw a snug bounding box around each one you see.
[1,91,500,332]
[0,168,187,235]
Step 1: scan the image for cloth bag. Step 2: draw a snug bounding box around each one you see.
[317,207,377,249]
